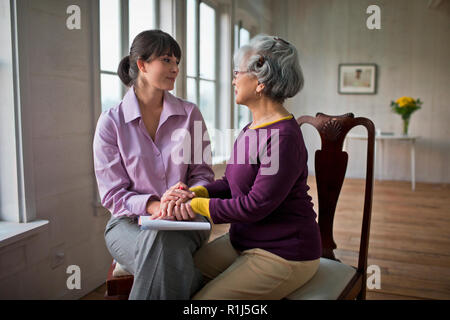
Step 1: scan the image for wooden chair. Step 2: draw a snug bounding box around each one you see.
[104,260,133,300]
[286,112,375,300]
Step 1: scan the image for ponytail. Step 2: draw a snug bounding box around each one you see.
[117,56,133,87]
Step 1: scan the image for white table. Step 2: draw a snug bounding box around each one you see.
[344,134,419,191]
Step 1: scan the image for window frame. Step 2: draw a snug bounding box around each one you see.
[99,0,159,111]
[0,0,37,224]
[234,20,252,131]
[186,0,232,164]
[186,0,220,130]
[0,0,51,246]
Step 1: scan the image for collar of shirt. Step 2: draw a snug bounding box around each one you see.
[122,86,187,125]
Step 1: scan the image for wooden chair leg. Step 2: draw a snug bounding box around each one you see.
[357,288,366,300]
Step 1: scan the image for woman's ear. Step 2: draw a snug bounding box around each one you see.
[256,82,265,94]
[136,59,147,73]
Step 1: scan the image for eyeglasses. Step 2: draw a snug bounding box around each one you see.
[233,70,250,79]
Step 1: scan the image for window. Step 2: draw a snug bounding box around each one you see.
[186,0,197,104]
[0,0,39,225]
[99,0,156,112]
[186,0,218,155]
[234,23,251,130]
[128,0,156,48]
[0,0,21,222]
[99,0,122,112]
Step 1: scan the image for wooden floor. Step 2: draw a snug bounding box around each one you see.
[81,177,450,300]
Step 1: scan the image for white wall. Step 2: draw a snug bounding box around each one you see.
[0,0,110,299]
[236,0,273,34]
[272,0,450,183]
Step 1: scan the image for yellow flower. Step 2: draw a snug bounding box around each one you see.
[396,96,415,108]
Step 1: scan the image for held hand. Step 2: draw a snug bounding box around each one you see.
[161,182,195,204]
[146,200,161,216]
[149,214,176,221]
[171,199,196,221]
[146,200,175,220]
[160,182,195,218]
[184,200,196,219]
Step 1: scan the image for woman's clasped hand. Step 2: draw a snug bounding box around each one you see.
[151,182,197,221]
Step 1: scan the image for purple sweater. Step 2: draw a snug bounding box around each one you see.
[205,117,322,261]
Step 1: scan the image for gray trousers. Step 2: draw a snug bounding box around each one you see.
[104,215,210,300]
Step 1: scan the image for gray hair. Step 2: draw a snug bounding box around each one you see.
[234,34,304,103]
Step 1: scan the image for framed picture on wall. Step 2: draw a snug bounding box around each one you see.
[338,64,377,94]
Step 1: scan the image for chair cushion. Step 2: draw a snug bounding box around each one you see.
[286,258,356,300]
[112,262,133,277]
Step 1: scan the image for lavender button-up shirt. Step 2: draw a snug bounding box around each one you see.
[93,87,215,218]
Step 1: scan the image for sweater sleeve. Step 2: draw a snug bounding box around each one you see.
[208,134,305,224]
[204,175,232,199]
[189,185,209,198]
[190,198,211,219]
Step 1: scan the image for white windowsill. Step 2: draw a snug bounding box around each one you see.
[0,220,49,249]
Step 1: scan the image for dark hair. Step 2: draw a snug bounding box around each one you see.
[118,30,182,87]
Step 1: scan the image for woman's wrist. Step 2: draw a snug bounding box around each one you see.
[146,200,161,215]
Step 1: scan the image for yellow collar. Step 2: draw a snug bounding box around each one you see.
[249,115,294,129]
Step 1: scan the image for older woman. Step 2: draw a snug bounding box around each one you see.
[155,34,322,299]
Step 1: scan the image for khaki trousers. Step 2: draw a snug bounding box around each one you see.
[193,233,319,300]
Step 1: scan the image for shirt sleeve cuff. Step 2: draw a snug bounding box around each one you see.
[189,186,209,198]
[126,194,157,216]
[190,198,211,220]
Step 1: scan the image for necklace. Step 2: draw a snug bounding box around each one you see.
[251,114,275,127]
[251,113,291,128]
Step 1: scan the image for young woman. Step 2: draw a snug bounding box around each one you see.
[155,34,322,299]
[93,30,214,299]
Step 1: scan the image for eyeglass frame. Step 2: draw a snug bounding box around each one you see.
[232,70,251,79]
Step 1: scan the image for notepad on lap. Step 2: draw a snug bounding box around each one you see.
[139,215,211,231]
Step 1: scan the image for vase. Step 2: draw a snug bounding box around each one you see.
[402,118,410,136]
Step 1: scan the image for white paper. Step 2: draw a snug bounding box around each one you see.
[139,216,211,231]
